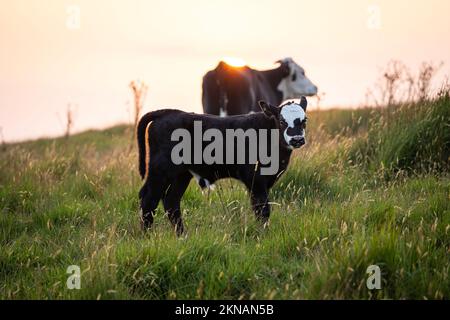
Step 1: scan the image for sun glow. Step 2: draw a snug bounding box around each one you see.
[222,56,247,67]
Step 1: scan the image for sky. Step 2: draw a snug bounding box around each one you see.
[1,0,449,141]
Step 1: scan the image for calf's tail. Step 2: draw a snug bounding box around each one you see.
[137,112,155,180]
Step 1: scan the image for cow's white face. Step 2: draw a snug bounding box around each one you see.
[259,97,308,150]
[277,58,318,100]
[279,101,307,149]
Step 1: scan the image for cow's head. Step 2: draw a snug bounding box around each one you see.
[259,97,308,150]
[276,57,317,99]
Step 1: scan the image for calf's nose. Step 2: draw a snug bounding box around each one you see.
[290,136,305,147]
[296,137,305,144]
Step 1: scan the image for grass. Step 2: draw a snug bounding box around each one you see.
[0,94,449,300]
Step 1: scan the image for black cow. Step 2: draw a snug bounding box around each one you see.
[202,57,317,116]
[137,98,308,236]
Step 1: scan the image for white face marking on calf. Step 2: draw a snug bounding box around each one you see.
[277,58,318,99]
[280,103,306,147]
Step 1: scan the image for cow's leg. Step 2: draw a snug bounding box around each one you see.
[163,173,191,236]
[139,177,165,230]
[250,186,270,223]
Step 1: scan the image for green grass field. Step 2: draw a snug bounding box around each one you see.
[1,93,449,299]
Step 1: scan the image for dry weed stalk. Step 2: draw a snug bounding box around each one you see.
[0,127,5,151]
[417,61,443,101]
[368,60,443,107]
[129,80,148,148]
[65,104,73,139]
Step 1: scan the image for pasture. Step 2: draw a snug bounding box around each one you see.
[1,93,449,299]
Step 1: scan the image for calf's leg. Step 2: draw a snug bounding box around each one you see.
[139,177,165,230]
[163,173,191,236]
[250,187,270,223]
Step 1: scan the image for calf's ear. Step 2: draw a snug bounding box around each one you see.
[300,96,307,111]
[258,101,279,118]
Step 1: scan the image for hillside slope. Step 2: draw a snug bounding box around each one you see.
[0,95,449,299]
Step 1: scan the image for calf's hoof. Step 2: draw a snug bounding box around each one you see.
[256,216,270,229]
[140,212,154,231]
[174,224,185,237]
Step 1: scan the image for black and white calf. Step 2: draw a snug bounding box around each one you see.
[136,98,308,235]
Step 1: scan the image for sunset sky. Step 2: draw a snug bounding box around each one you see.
[1,0,449,141]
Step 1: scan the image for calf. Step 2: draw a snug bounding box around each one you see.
[137,97,308,235]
